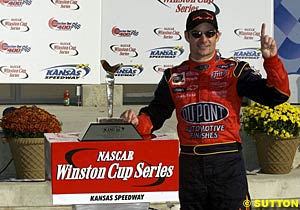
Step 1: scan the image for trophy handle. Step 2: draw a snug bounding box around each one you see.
[101,60,123,74]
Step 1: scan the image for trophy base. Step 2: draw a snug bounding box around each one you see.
[96,117,127,124]
[78,117,143,141]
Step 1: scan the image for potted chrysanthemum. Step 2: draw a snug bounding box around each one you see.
[241,102,300,174]
[0,105,62,179]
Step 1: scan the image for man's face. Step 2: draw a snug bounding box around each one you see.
[184,22,219,62]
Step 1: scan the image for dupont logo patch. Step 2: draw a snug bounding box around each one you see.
[181,102,228,124]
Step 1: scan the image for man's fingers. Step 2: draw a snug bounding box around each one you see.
[262,35,269,48]
[120,110,131,120]
[260,23,277,58]
[130,117,139,127]
[120,109,139,126]
[270,39,276,49]
[262,36,276,49]
[261,23,266,41]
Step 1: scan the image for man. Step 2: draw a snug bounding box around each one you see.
[121,9,290,210]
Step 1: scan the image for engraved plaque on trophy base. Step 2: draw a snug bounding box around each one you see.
[78,118,143,141]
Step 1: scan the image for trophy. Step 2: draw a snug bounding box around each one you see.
[78,60,142,141]
[99,59,123,120]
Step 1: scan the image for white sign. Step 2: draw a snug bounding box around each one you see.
[0,1,273,84]
[100,0,273,84]
[0,0,101,84]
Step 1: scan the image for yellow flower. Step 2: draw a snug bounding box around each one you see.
[270,113,279,121]
[260,110,265,117]
[281,115,288,121]
[241,102,300,139]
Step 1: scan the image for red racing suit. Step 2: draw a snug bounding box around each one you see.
[136,51,290,147]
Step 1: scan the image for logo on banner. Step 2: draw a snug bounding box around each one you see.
[0,41,31,54]
[231,48,261,60]
[153,64,174,73]
[0,65,29,79]
[111,26,139,37]
[114,64,143,77]
[234,28,260,41]
[48,18,81,31]
[153,27,182,40]
[110,44,138,57]
[156,0,218,13]
[0,18,30,32]
[42,64,90,80]
[49,137,179,204]
[57,148,175,183]
[148,46,184,58]
[49,42,79,56]
[0,0,32,7]
[50,0,80,10]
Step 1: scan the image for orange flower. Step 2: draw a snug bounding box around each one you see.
[0,106,62,138]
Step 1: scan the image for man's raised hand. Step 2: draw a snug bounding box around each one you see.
[260,23,277,58]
